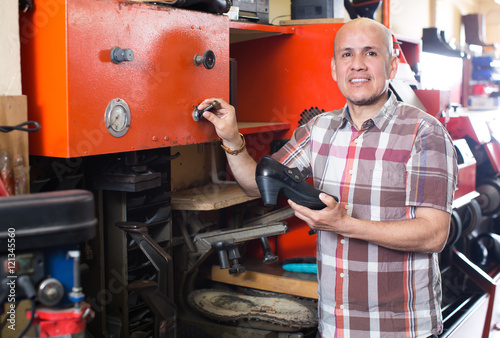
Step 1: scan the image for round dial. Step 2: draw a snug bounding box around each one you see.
[105,98,130,137]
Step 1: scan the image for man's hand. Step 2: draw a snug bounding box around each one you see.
[288,193,347,232]
[198,98,241,148]
[198,97,260,196]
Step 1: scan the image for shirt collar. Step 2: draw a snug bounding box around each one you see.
[340,90,398,131]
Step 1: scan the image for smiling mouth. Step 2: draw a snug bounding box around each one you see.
[350,78,369,83]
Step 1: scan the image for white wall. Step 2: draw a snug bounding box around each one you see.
[390,0,431,39]
[270,0,499,47]
[0,0,22,96]
[479,0,500,45]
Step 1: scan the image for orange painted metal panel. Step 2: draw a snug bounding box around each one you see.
[21,0,229,157]
[230,23,346,140]
[231,23,346,260]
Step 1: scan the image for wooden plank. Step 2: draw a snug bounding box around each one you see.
[229,22,295,44]
[0,96,29,195]
[171,183,258,210]
[279,18,345,26]
[238,122,290,135]
[209,265,318,299]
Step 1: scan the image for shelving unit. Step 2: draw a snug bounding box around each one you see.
[229,21,295,43]
[171,183,258,211]
[238,121,291,134]
[171,121,290,211]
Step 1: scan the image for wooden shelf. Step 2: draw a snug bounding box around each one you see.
[171,183,258,210]
[204,260,318,299]
[171,122,289,211]
[229,21,295,43]
[237,121,290,135]
[279,18,345,26]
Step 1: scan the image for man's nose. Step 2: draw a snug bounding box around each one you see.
[350,54,367,70]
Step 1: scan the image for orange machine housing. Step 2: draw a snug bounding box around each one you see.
[230,22,346,260]
[20,0,229,158]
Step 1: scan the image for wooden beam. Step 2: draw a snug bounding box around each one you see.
[208,265,318,299]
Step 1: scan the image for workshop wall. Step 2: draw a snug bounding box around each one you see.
[0,0,22,96]
[478,0,500,44]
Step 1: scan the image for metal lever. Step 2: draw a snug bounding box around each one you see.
[192,100,219,122]
[260,237,279,264]
[188,222,289,274]
[194,49,216,69]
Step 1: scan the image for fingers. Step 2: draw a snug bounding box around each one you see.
[197,98,227,111]
[197,98,240,143]
[288,199,313,225]
[319,193,338,207]
[289,196,342,232]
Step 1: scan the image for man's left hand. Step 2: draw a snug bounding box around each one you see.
[288,193,349,233]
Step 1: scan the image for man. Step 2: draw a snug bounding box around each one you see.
[198,18,457,337]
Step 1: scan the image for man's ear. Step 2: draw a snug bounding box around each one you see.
[331,57,337,82]
[389,55,399,80]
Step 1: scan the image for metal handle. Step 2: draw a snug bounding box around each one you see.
[111,46,134,64]
[194,50,216,69]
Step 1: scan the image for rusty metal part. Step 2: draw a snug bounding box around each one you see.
[188,222,289,273]
[188,289,317,331]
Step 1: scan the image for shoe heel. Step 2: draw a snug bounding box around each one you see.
[256,176,282,206]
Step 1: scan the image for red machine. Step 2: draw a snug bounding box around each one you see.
[21,0,229,158]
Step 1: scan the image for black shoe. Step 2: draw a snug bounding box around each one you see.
[422,27,465,58]
[255,155,337,210]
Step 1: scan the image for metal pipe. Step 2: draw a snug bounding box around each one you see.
[383,0,390,28]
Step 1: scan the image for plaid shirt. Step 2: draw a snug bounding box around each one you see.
[272,93,457,338]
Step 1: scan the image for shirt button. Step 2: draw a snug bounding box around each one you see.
[340,239,345,244]
[349,169,353,175]
[340,304,344,310]
[340,273,344,278]
[345,205,349,210]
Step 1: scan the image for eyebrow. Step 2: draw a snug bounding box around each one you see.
[340,46,379,51]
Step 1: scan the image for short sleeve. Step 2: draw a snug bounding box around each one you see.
[271,121,314,179]
[406,121,458,213]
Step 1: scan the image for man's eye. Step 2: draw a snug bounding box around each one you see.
[366,51,377,56]
[342,52,352,57]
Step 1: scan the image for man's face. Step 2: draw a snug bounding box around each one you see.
[331,22,398,108]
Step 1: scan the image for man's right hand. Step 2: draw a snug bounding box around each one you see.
[198,98,241,148]
[198,97,260,197]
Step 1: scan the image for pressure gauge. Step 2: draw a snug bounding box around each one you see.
[105,98,131,137]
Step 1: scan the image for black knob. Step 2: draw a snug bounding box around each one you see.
[227,244,246,274]
[260,237,279,264]
[212,241,230,269]
[111,47,134,64]
[194,50,216,69]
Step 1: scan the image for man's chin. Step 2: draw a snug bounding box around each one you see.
[347,91,388,107]
[348,97,377,106]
